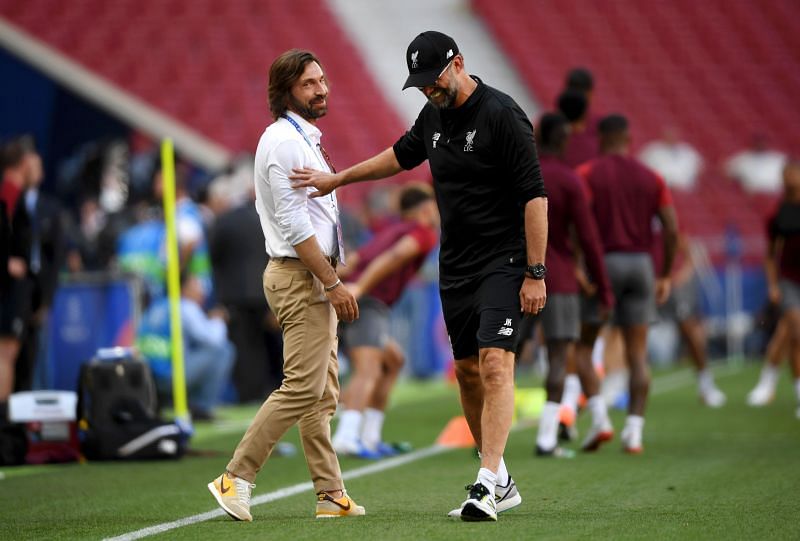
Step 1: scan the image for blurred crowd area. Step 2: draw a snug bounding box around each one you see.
[1,52,796,418]
[1,109,792,404]
[0,131,449,418]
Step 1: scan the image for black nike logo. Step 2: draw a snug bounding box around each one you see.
[221,477,231,494]
[322,494,350,511]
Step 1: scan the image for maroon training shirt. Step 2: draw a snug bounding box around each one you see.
[578,154,673,254]
[767,201,800,284]
[563,114,601,169]
[0,177,21,220]
[541,155,613,308]
[349,220,438,306]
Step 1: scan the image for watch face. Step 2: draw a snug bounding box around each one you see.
[527,264,546,279]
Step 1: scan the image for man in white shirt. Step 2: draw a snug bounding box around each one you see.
[208,49,364,521]
[725,134,787,193]
[639,128,703,191]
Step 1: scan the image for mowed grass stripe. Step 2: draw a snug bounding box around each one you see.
[103,366,737,541]
[103,445,451,541]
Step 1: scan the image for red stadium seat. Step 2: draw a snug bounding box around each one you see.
[0,0,423,210]
[473,0,799,263]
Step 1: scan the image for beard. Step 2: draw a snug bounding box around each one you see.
[426,80,458,109]
[290,95,327,121]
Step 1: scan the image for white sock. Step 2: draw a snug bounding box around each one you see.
[562,374,582,414]
[697,369,714,392]
[587,395,610,428]
[625,414,645,429]
[477,452,509,487]
[333,410,362,446]
[536,401,560,450]
[794,379,800,402]
[360,408,385,451]
[496,456,510,487]
[623,415,644,445]
[760,365,780,389]
[591,335,606,370]
[476,468,497,500]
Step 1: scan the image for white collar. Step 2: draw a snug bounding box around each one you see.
[285,110,322,142]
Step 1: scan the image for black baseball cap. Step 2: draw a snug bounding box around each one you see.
[402,31,459,90]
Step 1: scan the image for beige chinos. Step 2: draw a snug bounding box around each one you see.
[226,258,343,493]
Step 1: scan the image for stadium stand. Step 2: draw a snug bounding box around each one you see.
[473,0,800,263]
[0,0,422,206]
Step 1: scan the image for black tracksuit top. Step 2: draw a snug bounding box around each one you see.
[393,76,546,288]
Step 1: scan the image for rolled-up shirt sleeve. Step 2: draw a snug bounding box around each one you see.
[267,139,316,246]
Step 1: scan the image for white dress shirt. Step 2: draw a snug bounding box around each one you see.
[725,149,787,193]
[639,141,703,191]
[254,111,341,258]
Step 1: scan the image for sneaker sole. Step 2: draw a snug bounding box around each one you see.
[207,482,251,522]
[701,398,726,408]
[448,491,521,517]
[582,430,614,452]
[497,491,522,513]
[460,502,497,522]
[623,446,643,455]
[746,392,774,407]
[316,509,366,518]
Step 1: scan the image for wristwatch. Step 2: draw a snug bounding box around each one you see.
[525,263,546,280]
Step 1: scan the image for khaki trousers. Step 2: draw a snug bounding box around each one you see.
[227,259,343,493]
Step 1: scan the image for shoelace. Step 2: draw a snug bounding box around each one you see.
[234,478,256,505]
[464,483,490,498]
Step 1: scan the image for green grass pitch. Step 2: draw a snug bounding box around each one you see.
[1,363,798,540]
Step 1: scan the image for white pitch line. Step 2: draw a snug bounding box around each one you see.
[102,444,449,541]
[102,364,743,540]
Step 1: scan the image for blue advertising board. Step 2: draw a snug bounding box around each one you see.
[45,274,140,391]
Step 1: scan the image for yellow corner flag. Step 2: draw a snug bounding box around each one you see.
[161,139,190,423]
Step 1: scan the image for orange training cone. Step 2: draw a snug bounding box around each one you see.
[436,415,476,448]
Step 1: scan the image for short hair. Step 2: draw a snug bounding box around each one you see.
[598,114,629,136]
[268,49,324,120]
[536,113,569,152]
[399,182,434,213]
[565,67,594,93]
[557,90,588,122]
[0,135,35,172]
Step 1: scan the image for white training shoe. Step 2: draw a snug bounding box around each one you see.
[208,472,255,521]
[458,483,497,522]
[746,385,775,407]
[333,438,382,459]
[581,421,614,452]
[700,386,727,408]
[620,426,643,455]
[448,476,521,517]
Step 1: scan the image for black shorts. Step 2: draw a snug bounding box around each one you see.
[440,257,525,360]
[0,278,32,338]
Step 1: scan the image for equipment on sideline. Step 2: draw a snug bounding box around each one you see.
[77,348,188,460]
[7,390,80,464]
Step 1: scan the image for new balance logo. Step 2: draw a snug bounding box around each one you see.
[497,318,514,336]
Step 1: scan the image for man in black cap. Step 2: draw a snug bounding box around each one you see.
[291,30,547,522]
